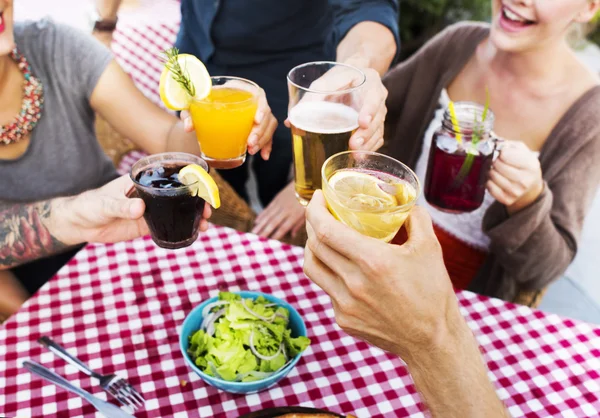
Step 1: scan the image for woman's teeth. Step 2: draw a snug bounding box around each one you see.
[502,7,533,24]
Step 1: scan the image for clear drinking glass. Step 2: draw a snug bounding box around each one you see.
[322,151,421,242]
[189,76,259,169]
[287,61,366,205]
[131,152,208,249]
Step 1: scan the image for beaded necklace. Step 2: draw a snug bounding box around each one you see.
[0,48,44,145]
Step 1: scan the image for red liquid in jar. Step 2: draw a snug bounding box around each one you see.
[424,133,493,213]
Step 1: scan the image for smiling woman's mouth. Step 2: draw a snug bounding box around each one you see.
[499,5,536,32]
[0,11,5,34]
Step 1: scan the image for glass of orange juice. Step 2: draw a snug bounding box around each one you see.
[189,76,259,169]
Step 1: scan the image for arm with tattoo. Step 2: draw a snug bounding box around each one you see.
[0,174,157,271]
[0,199,69,269]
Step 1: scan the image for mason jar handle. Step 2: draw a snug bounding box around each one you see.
[491,132,505,161]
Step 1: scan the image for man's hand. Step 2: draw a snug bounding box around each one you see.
[52,175,211,245]
[252,182,305,240]
[286,66,387,153]
[335,20,397,151]
[181,87,277,161]
[303,191,509,417]
[349,67,387,151]
[304,191,454,357]
[52,175,148,245]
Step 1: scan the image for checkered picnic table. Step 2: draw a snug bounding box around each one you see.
[1,219,600,418]
[5,146,600,418]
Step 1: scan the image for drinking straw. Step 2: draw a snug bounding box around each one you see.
[448,101,462,144]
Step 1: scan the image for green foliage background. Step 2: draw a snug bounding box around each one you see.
[592,10,600,45]
[399,1,600,61]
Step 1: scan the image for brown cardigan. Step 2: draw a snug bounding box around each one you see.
[383,22,600,302]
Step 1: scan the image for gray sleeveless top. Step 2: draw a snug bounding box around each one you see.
[0,19,117,202]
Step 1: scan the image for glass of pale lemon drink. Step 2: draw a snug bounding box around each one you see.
[322,151,420,242]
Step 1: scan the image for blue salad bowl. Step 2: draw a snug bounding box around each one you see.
[179,291,308,394]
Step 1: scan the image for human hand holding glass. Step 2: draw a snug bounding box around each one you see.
[304,190,454,357]
[303,192,509,417]
[295,65,387,151]
[487,139,543,214]
[287,61,366,205]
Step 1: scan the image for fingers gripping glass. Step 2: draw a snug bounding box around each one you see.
[287,61,366,206]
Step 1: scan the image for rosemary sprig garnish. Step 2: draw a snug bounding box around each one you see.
[161,47,196,97]
[453,87,490,187]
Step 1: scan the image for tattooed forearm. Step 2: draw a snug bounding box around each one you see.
[0,200,68,269]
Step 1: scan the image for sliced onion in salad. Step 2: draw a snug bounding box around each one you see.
[242,298,277,322]
[208,361,222,379]
[202,300,230,318]
[205,308,226,336]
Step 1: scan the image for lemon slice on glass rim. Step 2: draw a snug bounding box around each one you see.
[159,53,212,111]
[178,164,221,209]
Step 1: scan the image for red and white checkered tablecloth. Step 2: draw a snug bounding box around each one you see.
[111,3,180,107]
[2,7,600,418]
[1,223,600,417]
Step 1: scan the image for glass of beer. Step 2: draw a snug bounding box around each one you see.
[287,62,366,205]
[189,76,259,169]
[322,151,420,242]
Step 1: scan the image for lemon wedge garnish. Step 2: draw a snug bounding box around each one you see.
[178,164,221,209]
[159,54,211,111]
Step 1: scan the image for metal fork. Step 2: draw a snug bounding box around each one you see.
[23,361,134,418]
[38,336,145,411]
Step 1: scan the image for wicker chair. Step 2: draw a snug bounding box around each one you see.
[95,116,257,233]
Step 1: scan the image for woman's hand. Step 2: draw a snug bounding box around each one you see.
[251,182,305,240]
[181,88,277,161]
[304,191,455,359]
[487,140,543,214]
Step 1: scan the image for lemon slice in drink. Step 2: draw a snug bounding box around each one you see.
[328,170,397,210]
[327,169,413,241]
[159,54,211,111]
[178,164,221,209]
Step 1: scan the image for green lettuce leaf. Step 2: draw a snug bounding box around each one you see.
[219,291,242,302]
[258,351,287,372]
[188,329,211,359]
[283,329,311,357]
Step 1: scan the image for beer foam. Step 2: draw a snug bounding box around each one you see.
[289,101,359,134]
